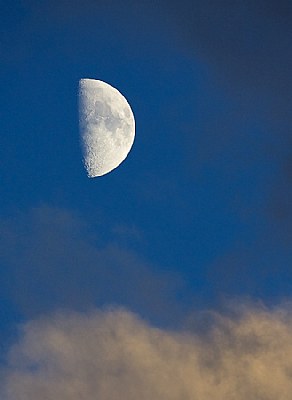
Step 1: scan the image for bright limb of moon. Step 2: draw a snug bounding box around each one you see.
[79,79,135,177]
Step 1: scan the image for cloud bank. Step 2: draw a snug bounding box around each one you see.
[2,305,292,399]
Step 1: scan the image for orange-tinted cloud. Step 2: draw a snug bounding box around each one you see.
[2,304,292,399]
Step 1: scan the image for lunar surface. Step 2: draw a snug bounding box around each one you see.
[79,79,135,177]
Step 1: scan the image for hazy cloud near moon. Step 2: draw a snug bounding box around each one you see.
[0,206,181,322]
[2,304,292,400]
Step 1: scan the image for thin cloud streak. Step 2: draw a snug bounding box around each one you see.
[2,304,292,399]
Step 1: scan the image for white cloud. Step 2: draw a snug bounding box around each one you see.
[2,304,292,399]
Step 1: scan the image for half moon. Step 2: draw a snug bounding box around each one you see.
[79,79,135,177]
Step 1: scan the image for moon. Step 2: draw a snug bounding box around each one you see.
[78,79,135,177]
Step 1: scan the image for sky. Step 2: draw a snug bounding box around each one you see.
[0,1,291,398]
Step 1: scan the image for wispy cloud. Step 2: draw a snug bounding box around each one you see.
[0,206,181,322]
[2,304,292,399]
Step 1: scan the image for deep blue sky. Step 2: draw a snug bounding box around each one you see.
[0,0,291,344]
